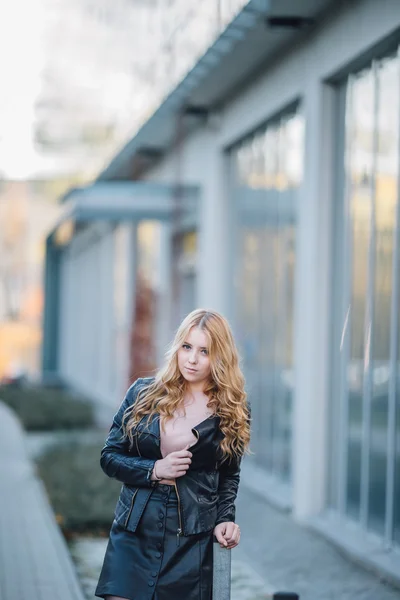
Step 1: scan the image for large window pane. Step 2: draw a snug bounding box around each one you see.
[394,81,400,544]
[130,221,161,381]
[333,50,400,549]
[232,109,303,481]
[395,255,400,543]
[368,57,399,535]
[346,69,374,520]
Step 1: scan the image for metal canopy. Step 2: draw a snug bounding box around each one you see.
[48,181,199,245]
[98,0,336,181]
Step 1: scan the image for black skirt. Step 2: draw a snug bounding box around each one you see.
[95,484,213,600]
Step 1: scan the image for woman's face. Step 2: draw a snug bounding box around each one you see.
[177,326,211,387]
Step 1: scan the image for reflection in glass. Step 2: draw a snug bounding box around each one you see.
[335,50,400,548]
[129,221,161,382]
[232,110,303,481]
[395,266,400,543]
[346,68,374,520]
[368,57,398,535]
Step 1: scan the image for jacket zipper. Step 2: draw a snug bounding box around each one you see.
[174,480,183,545]
[173,427,199,542]
[173,427,198,544]
[135,433,141,457]
[124,488,138,528]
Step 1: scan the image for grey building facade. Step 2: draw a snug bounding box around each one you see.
[43,0,400,584]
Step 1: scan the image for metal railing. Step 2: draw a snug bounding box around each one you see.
[213,541,299,599]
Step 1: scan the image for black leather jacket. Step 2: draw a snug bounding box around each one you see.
[100,377,244,537]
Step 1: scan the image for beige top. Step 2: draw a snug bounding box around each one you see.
[158,397,213,484]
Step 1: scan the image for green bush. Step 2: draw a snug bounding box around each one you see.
[37,438,120,532]
[0,385,95,431]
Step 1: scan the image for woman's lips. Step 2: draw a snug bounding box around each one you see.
[185,367,197,373]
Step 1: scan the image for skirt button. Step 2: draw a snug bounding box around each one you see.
[148,580,155,587]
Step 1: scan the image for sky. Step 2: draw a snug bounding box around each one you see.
[0,0,250,181]
[0,0,48,180]
[0,0,158,181]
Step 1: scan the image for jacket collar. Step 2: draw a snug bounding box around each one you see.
[135,412,220,439]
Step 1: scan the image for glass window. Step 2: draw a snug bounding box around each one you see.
[369,56,399,535]
[395,256,400,544]
[346,67,375,521]
[231,109,304,481]
[130,221,161,381]
[332,50,400,548]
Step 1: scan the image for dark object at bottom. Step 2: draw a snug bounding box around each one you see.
[95,484,213,600]
[273,593,299,599]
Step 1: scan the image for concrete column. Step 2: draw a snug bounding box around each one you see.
[292,79,335,520]
[113,223,136,403]
[72,244,83,388]
[80,249,91,392]
[156,222,173,365]
[104,230,116,402]
[42,238,60,379]
[58,248,73,382]
[91,239,102,386]
[65,251,75,381]
[125,222,138,389]
[94,228,116,421]
[65,248,76,383]
[97,232,110,396]
[197,135,231,317]
[57,250,67,379]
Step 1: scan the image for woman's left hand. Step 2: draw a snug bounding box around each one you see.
[213,522,241,549]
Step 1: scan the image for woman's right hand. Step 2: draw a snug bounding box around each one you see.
[154,446,192,479]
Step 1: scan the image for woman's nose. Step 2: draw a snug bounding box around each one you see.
[188,352,197,364]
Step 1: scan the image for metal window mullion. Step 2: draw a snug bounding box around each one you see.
[262,218,275,472]
[330,82,346,510]
[256,227,265,464]
[338,77,354,516]
[271,188,281,477]
[280,218,291,479]
[360,61,379,530]
[276,192,289,479]
[259,220,270,469]
[384,46,400,547]
[273,121,287,479]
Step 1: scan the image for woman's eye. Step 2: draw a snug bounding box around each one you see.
[201,349,208,355]
[183,344,190,350]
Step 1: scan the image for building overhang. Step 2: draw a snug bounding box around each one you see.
[97,0,336,181]
[48,181,199,247]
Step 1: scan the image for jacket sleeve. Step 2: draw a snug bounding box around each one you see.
[215,399,251,525]
[100,378,158,488]
[215,453,242,525]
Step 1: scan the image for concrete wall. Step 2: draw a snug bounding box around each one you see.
[58,221,135,421]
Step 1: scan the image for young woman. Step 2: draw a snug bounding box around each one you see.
[95,308,251,600]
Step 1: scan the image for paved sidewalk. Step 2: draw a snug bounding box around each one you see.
[0,402,85,600]
[235,481,400,600]
[2,397,399,600]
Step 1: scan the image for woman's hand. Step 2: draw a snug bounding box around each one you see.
[213,522,241,549]
[154,446,192,480]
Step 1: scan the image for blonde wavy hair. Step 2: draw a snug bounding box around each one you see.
[122,308,251,459]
